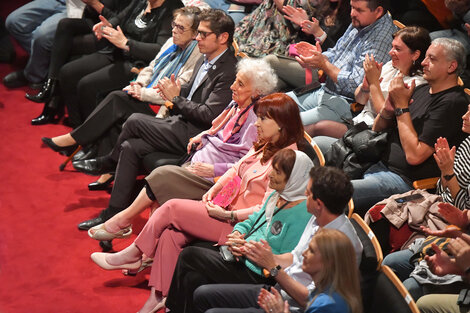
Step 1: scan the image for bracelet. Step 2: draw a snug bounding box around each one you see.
[360,87,370,93]
[230,211,235,222]
[315,31,327,43]
[379,109,393,120]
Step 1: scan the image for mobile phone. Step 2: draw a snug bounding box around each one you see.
[219,245,235,262]
[394,193,424,204]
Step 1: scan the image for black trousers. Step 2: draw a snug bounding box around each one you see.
[98,113,198,218]
[70,90,156,148]
[59,51,134,127]
[194,284,265,313]
[48,17,99,79]
[166,246,273,313]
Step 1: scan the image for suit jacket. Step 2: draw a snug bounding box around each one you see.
[171,48,238,135]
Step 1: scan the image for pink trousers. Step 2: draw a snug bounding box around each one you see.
[134,198,233,296]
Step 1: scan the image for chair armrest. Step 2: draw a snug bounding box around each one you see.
[412,177,439,190]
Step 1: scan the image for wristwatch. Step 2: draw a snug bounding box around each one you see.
[395,108,410,116]
[444,173,455,181]
[269,265,282,277]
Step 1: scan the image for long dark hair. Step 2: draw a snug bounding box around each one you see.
[253,93,305,164]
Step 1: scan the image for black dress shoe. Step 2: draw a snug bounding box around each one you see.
[88,175,114,191]
[73,145,98,162]
[3,70,28,88]
[31,97,64,126]
[41,137,78,156]
[73,156,116,176]
[26,78,58,103]
[78,216,105,230]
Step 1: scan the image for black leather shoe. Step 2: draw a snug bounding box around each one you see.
[73,145,98,162]
[3,70,28,88]
[88,175,114,191]
[31,97,64,125]
[72,156,116,176]
[78,216,105,230]
[41,137,78,156]
[26,78,58,103]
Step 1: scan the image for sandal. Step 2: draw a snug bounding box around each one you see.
[124,258,153,276]
[88,223,132,241]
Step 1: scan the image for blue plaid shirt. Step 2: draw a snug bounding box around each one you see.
[323,13,396,101]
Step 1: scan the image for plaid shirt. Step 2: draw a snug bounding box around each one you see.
[323,13,396,101]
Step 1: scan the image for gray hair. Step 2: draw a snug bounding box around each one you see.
[432,37,467,76]
[236,57,278,97]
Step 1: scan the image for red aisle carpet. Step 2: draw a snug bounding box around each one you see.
[0,4,154,312]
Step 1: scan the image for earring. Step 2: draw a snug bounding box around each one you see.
[413,60,416,66]
[278,128,281,132]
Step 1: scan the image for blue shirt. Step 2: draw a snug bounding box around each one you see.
[322,13,396,101]
[305,290,350,313]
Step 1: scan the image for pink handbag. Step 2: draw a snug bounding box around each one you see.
[212,175,241,208]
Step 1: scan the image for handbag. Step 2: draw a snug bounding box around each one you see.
[325,122,389,179]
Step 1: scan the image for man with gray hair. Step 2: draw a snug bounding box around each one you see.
[351,38,469,216]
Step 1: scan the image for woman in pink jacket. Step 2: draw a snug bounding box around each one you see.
[90,93,311,313]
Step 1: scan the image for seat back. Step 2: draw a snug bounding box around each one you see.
[304,132,325,166]
[368,265,420,313]
[350,213,383,271]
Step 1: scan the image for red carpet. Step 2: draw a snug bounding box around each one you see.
[0,3,155,312]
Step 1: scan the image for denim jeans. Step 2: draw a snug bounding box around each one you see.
[287,86,352,126]
[203,0,247,24]
[5,0,66,82]
[351,162,412,216]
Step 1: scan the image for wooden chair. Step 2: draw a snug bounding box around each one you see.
[347,198,354,218]
[232,40,248,59]
[304,132,325,166]
[350,213,383,271]
[367,265,420,313]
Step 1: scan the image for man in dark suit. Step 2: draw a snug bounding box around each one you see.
[74,9,238,230]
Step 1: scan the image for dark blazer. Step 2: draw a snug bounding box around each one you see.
[171,48,238,134]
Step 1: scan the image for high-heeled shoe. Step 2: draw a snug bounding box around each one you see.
[88,223,132,241]
[26,78,58,103]
[90,252,142,271]
[41,137,79,156]
[31,96,64,125]
[124,258,153,276]
[88,175,114,191]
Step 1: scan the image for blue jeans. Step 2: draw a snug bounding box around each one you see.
[6,0,66,82]
[287,86,352,126]
[351,162,412,216]
[204,0,247,24]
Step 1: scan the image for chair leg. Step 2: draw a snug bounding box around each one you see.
[59,145,82,171]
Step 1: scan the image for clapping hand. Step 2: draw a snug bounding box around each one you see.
[363,53,383,87]
[465,23,470,37]
[388,74,415,109]
[93,15,112,40]
[295,41,325,69]
[244,239,276,269]
[301,17,322,37]
[283,5,308,26]
[425,243,461,276]
[258,288,289,313]
[433,137,456,176]
[155,74,181,101]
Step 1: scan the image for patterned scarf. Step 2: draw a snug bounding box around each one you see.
[146,40,198,88]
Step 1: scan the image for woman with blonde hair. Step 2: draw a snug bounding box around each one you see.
[259,228,362,313]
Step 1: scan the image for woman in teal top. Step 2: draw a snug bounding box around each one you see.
[227,148,314,276]
[259,228,362,313]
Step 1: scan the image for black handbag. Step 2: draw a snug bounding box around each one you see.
[325,122,389,179]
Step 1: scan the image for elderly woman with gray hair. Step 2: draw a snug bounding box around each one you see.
[87,57,279,240]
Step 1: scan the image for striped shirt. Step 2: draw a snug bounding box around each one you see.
[437,136,470,210]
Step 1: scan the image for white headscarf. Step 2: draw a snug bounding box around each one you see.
[265,150,314,226]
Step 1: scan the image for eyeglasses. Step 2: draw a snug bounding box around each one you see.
[171,21,190,33]
[197,30,216,39]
